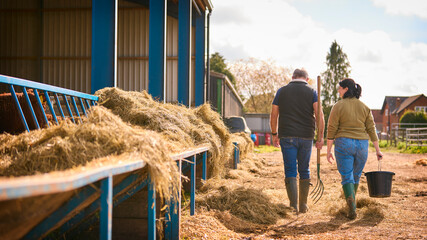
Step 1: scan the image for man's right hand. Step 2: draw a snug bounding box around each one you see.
[273,135,280,148]
[315,138,324,150]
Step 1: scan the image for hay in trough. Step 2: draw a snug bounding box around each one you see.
[0,106,180,200]
[230,132,254,159]
[95,87,232,178]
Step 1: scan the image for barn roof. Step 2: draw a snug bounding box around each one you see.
[380,96,408,114]
[392,94,426,114]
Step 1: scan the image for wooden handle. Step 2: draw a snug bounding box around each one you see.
[317,76,321,164]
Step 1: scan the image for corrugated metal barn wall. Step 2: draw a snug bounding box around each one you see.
[223,84,243,117]
[1,0,196,102]
[43,0,92,93]
[166,17,196,103]
[0,0,40,85]
[117,1,148,92]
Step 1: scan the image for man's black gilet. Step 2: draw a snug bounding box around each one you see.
[276,81,316,139]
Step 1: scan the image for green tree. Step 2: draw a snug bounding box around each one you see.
[321,40,351,133]
[400,110,427,127]
[210,52,236,85]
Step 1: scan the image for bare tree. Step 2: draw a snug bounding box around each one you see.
[229,58,291,113]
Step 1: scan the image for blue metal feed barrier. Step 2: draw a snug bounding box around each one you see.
[0,75,212,240]
[0,74,98,132]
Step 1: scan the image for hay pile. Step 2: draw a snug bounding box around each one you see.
[415,158,427,166]
[230,132,254,159]
[195,179,288,225]
[0,106,180,199]
[95,87,233,177]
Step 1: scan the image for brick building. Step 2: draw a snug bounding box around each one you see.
[380,94,427,134]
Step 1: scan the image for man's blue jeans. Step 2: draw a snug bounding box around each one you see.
[334,137,369,185]
[280,137,312,179]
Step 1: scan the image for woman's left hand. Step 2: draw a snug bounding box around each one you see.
[327,152,335,164]
[376,150,383,161]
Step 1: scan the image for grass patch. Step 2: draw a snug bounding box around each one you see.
[254,145,281,153]
[369,140,427,154]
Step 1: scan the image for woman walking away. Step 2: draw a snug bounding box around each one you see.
[326,78,383,219]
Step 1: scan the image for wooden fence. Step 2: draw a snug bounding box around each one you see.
[405,127,427,148]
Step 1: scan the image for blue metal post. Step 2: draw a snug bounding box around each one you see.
[10,85,30,132]
[100,175,113,240]
[85,99,91,109]
[148,0,167,102]
[54,93,66,119]
[190,155,196,215]
[79,98,88,116]
[62,95,75,123]
[44,91,58,124]
[166,160,181,239]
[33,89,49,127]
[71,97,82,123]
[195,10,205,106]
[148,173,156,240]
[178,0,191,106]
[91,0,117,94]
[233,142,238,169]
[22,87,40,129]
[202,151,207,181]
[237,146,240,164]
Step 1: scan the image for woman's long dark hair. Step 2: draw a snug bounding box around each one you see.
[339,78,361,99]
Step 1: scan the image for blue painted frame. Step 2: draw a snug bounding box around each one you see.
[148,0,167,102]
[177,0,192,106]
[147,173,156,240]
[100,175,113,240]
[233,142,240,169]
[194,10,206,106]
[91,0,118,94]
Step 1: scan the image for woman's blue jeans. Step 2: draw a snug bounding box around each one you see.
[334,137,369,185]
[280,137,312,179]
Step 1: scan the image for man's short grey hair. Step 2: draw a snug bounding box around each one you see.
[292,68,309,79]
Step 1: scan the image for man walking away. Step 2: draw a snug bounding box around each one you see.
[270,68,324,213]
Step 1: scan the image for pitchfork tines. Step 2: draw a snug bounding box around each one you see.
[310,162,324,204]
[311,75,324,204]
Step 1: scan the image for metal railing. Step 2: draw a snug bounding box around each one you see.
[0,74,98,132]
[406,127,427,148]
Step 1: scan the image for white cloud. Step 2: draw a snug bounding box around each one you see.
[371,0,427,19]
[210,0,427,109]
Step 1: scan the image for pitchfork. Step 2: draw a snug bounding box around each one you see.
[311,76,324,204]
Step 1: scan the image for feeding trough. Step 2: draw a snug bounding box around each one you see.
[364,160,395,198]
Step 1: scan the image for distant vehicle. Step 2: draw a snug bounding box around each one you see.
[223,116,251,135]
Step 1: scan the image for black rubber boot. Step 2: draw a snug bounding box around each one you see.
[285,177,298,212]
[299,179,310,213]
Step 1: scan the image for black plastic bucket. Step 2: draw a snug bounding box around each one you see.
[364,171,395,198]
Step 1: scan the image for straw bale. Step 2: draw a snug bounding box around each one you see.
[0,106,180,200]
[95,87,232,178]
[230,132,254,159]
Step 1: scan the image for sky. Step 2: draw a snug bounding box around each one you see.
[209,0,427,109]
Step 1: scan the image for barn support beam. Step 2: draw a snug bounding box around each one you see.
[91,0,118,94]
[178,0,192,106]
[194,9,206,106]
[148,0,167,102]
[100,175,113,240]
